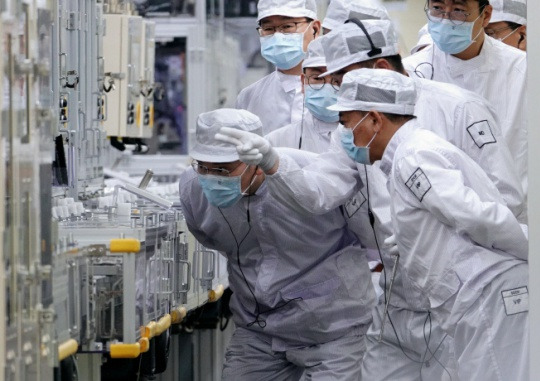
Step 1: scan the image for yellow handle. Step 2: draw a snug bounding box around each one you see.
[58,339,78,361]
[142,321,157,339]
[110,238,141,253]
[139,337,150,353]
[110,343,141,359]
[155,314,171,336]
[171,307,187,324]
[208,284,225,302]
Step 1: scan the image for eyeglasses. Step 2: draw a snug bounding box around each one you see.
[257,20,309,36]
[424,4,471,25]
[305,74,334,90]
[329,72,347,91]
[191,160,244,177]
[485,25,515,37]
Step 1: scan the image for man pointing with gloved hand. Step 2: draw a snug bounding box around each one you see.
[182,108,375,380]
[215,127,280,173]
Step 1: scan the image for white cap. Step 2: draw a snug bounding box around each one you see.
[322,0,390,31]
[319,20,399,77]
[328,68,416,115]
[490,0,527,25]
[302,38,326,69]
[257,0,318,23]
[410,24,433,55]
[191,109,263,163]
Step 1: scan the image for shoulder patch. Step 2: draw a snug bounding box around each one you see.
[345,190,367,218]
[467,120,496,148]
[405,168,432,202]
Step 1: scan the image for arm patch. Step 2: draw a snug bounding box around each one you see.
[405,168,432,202]
[345,190,367,218]
[467,120,496,148]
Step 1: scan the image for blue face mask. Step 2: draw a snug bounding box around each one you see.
[428,14,483,55]
[198,166,254,208]
[304,85,339,123]
[340,114,377,165]
[260,23,311,70]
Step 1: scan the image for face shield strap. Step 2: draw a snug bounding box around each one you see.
[345,18,383,57]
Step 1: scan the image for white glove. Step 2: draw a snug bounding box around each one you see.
[215,127,279,172]
[383,235,399,256]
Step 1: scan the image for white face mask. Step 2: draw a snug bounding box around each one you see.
[428,12,484,55]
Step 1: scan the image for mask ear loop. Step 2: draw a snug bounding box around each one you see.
[471,8,488,43]
[498,27,518,42]
[241,165,259,195]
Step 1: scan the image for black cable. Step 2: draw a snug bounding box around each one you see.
[220,315,230,331]
[363,164,450,376]
[363,164,387,304]
[217,169,302,328]
[423,313,453,380]
[345,18,383,57]
[298,96,306,149]
[413,46,435,80]
[420,311,433,378]
[218,196,264,326]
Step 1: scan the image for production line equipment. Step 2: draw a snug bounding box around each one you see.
[1,1,229,380]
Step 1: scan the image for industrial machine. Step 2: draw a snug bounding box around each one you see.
[1,0,238,380]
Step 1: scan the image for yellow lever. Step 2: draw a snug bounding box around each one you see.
[141,321,157,339]
[155,314,171,336]
[171,307,187,324]
[58,339,78,361]
[139,337,150,353]
[208,284,225,302]
[110,238,141,253]
[110,342,141,359]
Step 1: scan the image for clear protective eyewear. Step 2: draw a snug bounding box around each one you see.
[257,20,310,36]
[424,3,471,25]
[191,160,244,177]
[485,25,515,38]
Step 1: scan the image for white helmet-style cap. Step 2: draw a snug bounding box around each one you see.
[319,19,399,77]
[257,0,318,23]
[328,68,416,115]
[302,38,326,69]
[191,109,263,163]
[410,24,433,55]
[490,0,527,25]
[322,0,390,31]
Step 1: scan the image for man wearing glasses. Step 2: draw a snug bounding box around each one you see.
[180,108,375,380]
[215,16,527,379]
[236,0,321,134]
[486,0,526,51]
[404,0,528,212]
[265,38,338,153]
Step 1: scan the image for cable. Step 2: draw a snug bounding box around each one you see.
[217,169,302,328]
[423,313,453,380]
[345,18,383,57]
[218,196,263,325]
[219,315,230,331]
[363,164,451,377]
[413,46,435,80]
[298,97,306,149]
